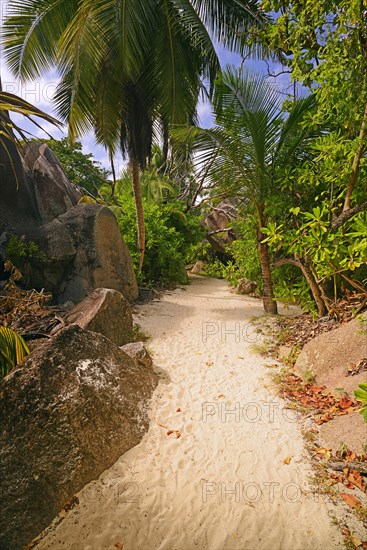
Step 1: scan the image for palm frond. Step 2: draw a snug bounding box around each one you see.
[2,0,78,79]
[0,326,29,380]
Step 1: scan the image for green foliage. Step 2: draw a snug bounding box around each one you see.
[272,266,317,315]
[263,207,367,299]
[354,383,367,423]
[4,235,45,265]
[215,217,262,288]
[204,259,226,279]
[38,138,111,195]
[0,326,29,380]
[115,197,204,285]
[115,165,177,204]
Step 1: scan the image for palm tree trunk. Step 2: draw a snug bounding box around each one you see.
[130,157,145,271]
[257,206,278,314]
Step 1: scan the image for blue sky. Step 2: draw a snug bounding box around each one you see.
[0,2,294,173]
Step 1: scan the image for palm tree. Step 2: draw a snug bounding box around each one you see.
[2,0,267,270]
[177,67,315,314]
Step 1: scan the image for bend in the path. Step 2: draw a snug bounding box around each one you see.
[37,277,343,550]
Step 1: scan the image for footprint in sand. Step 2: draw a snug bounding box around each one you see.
[235,450,259,478]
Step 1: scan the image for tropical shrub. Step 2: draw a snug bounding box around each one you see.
[115,197,204,285]
[37,138,111,195]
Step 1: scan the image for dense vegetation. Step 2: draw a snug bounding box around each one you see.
[1,0,367,316]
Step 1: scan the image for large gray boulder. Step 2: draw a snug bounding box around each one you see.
[14,203,138,304]
[22,142,82,223]
[0,324,158,550]
[57,204,138,303]
[0,141,138,304]
[203,200,238,259]
[63,288,133,345]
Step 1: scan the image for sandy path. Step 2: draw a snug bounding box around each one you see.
[37,277,343,550]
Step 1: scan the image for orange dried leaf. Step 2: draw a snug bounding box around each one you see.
[348,470,366,493]
[339,492,361,509]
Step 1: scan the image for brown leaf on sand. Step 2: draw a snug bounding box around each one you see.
[339,492,361,509]
[176,408,182,413]
[329,473,343,484]
[283,456,292,465]
[314,447,331,461]
[348,470,367,493]
[217,394,225,399]
[339,397,354,409]
[114,544,123,549]
[167,429,181,439]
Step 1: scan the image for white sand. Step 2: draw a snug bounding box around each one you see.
[36,277,343,550]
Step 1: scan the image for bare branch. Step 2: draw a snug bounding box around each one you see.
[331,202,367,230]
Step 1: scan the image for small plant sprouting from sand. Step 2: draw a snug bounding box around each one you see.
[250,341,272,356]
[301,368,316,385]
[132,323,148,342]
[308,462,339,500]
[282,343,301,367]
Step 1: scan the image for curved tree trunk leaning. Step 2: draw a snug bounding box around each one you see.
[273,257,329,317]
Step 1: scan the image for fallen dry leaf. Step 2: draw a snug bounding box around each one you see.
[339,492,361,509]
[314,447,331,461]
[114,544,123,549]
[283,456,292,465]
[167,429,181,439]
[176,408,182,413]
[217,394,225,398]
[346,451,357,462]
[329,473,343,484]
[348,470,366,493]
